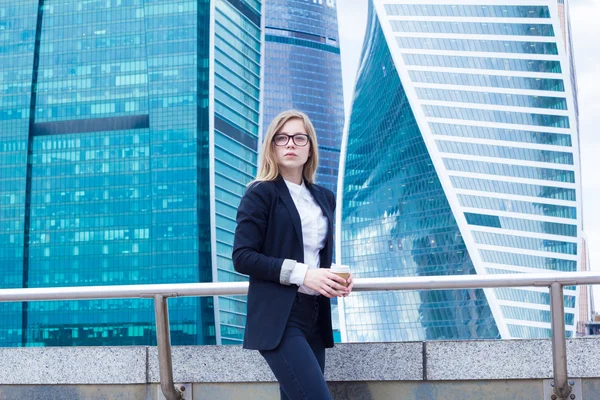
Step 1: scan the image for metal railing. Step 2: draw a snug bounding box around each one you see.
[1,271,600,400]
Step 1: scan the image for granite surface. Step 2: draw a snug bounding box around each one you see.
[325,342,423,381]
[426,340,553,380]
[426,337,600,380]
[2,338,599,385]
[147,343,423,383]
[565,338,600,378]
[147,345,274,383]
[0,347,147,384]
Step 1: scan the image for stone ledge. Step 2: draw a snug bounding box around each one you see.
[147,345,274,383]
[0,338,599,384]
[426,337,600,380]
[324,342,423,382]
[146,342,423,382]
[0,347,146,384]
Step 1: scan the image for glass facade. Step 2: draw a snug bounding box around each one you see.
[390,21,555,37]
[338,4,499,342]
[451,176,575,201]
[464,212,576,237]
[430,123,572,147]
[443,158,575,183]
[496,287,576,307]
[437,141,573,164]
[416,88,568,110]
[472,232,577,255]
[338,0,582,341]
[409,70,565,92]
[396,37,559,55]
[457,194,577,219]
[426,106,570,128]
[262,0,344,193]
[213,0,262,345]
[0,0,262,346]
[383,4,551,18]
[403,54,562,73]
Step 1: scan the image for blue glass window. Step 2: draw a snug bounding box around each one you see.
[391,21,554,36]
[453,176,576,201]
[438,141,574,165]
[496,288,576,307]
[472,231,577,254]
[425,105,570,128]
[403,54,562,73]
[444,158,575,182]
[410,70,564,92]
[465,212,577,237]
[430,123,571,146]
[265,35,340,54]
[507,324,568,339]
[215,55,260,94]
[384,4,551,19]
[502,305,574,324]
[457,194,577,219]
[397,37,558,55]
[481,249,577,271]
[417,88,567,110]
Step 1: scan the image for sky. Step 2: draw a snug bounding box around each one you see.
[336,0,600,312]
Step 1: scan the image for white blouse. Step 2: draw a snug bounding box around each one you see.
[284,179,328,295]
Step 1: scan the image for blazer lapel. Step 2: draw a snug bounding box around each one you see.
[274,177,304,251]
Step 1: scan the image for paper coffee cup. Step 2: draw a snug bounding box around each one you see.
[330,264,351,287]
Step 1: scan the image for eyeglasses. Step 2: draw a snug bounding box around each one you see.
[273,134,310,147]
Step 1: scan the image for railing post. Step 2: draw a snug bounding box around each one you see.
[549,282,571,400]
[154,295,183,400]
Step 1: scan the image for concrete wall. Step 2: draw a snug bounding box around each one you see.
[1,338,599,399]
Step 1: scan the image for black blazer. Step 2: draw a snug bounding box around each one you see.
[232,176,336,350]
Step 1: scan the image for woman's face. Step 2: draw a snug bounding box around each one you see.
[272,118,311,174]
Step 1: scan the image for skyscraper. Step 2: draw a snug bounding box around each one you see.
[337,0,582,341]
[262,0,344,193]
[0,0,262,346]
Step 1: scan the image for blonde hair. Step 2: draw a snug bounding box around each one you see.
[252,110,319,185]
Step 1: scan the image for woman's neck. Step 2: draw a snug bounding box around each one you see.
[279,168,303,185]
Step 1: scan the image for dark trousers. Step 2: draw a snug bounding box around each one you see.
[259,292,332,400]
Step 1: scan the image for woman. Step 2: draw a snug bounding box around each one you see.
[233,110,354,399]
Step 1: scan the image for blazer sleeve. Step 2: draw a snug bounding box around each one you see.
[232,183,287,284]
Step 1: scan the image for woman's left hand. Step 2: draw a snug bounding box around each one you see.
[342,272,354,297]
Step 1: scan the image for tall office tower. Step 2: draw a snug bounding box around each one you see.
[262,0,345,193]
[337,0,582,341]
[0,0,262,346]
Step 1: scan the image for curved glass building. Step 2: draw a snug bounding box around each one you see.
[262,0,344,192]
[337,0,582,341]
[0,0,262,346]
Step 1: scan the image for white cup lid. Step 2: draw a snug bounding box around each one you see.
[330,263,350,273]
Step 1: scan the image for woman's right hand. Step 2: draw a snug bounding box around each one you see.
[303,269,349,298]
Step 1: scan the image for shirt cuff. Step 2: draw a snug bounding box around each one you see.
[279,259,297,285]
[289,262,309,286]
